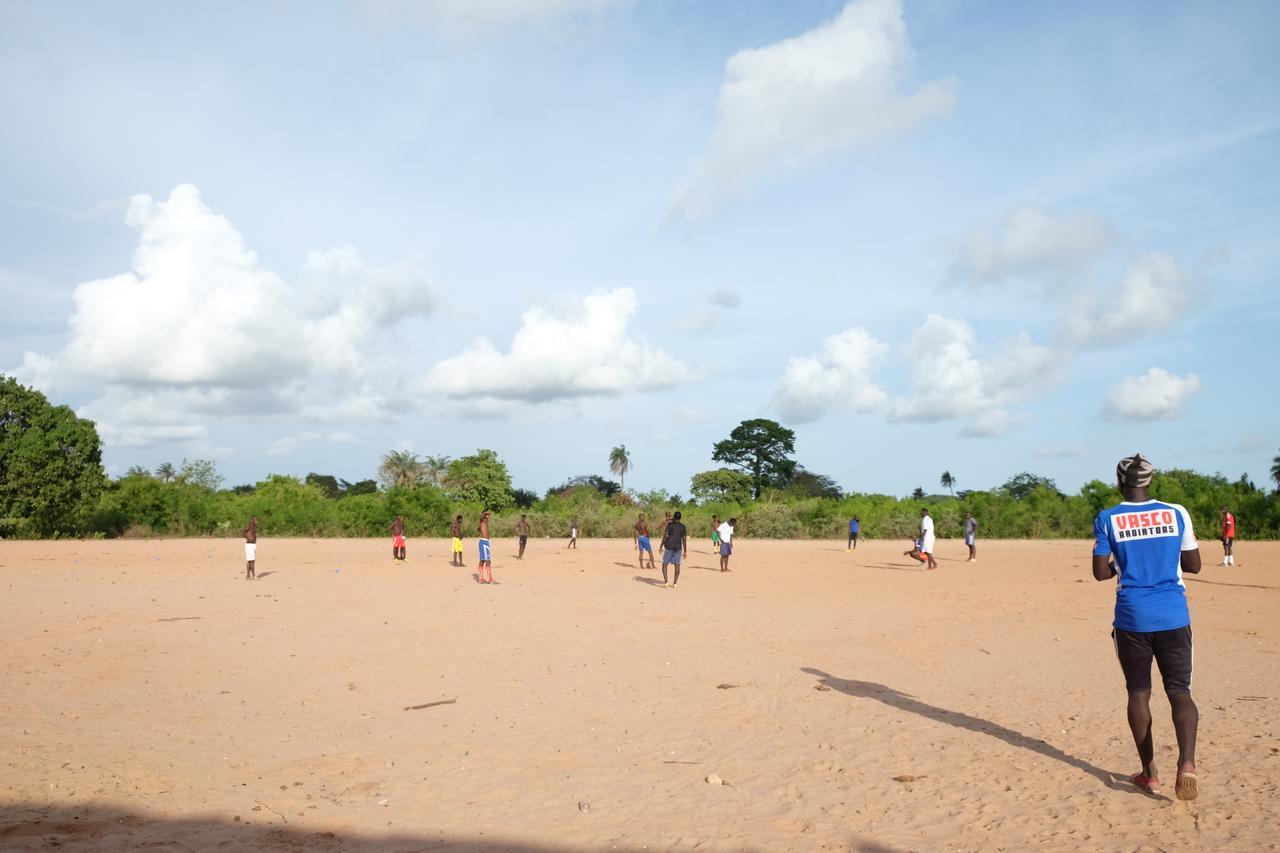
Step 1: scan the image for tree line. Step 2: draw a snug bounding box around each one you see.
[4,375,1279,540]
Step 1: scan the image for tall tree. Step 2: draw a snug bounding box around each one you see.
[155,462,176,483]
[177,458,223,490]
[608,444,632,491]
[444,449,515,510]
[690,468,754,505]
[940,470,955,496]
[422,455,453,487]
[911,486,925,501]
[124,465,151,479]
[379,450,424,489]
[0,375,106,535]
[711,418,797,499]
[1272,451,1280,491]
[305,473,341,499]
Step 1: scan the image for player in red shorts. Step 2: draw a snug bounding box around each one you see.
[390,514,407,561]
[1218,506,1236,566]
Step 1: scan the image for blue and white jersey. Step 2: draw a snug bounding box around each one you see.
[1094,500,1197,632]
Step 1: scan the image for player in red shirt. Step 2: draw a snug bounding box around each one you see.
[1218,506,1236,566]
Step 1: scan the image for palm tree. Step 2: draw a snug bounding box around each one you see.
[609,445,632,491]
[125,465,151,479]
[422,455,452,487]
[1271,451,1280,492]
[940,470,955,496]
[156,462,176,483]
[379,450,424,490]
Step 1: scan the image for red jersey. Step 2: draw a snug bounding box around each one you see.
[1222,512,1235,538]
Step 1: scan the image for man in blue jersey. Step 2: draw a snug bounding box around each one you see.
[1092,453,1201,800]
[846,516,859,551]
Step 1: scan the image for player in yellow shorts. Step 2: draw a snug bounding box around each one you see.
[451,514,465,566]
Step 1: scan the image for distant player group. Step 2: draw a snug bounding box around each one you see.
[234,452,1245,801]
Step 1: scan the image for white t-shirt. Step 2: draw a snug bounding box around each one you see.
[717,522,734,544]
[920,515,935,547]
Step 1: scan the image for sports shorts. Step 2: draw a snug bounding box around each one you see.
[637,535,652,553]
[1222,536,1234,547]
[720,542,733,557]
[965,534,975,546]
[518,534,528,546]
[478,539,491,562]
[1113,626,1193,694]
[393,534,406,548]
[711,532,721,545]
[245,542,256,561]
[451,537,463,553]
[570,528,578,539]
[921,535,935,554]
[662,547,682,565]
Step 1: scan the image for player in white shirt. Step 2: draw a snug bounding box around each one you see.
[919,508,937,570]
[717,517,737,572]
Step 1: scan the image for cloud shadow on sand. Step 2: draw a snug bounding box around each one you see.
[801,668,1144,794]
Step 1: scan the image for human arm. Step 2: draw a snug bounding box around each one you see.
[1179,506,1201,574]
[1092,512,1115,581]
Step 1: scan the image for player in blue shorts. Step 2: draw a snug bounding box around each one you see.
[660,511,688,588]
[633,514,655,570]
[477,510,494,584]
[1093,454,1201,800]
[847,516,859,551]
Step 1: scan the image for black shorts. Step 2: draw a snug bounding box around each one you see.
[519,535,528,546]
[1113,626,1193,694]
[1222,537,1234,548]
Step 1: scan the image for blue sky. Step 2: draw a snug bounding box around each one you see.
[2,0,1277,496]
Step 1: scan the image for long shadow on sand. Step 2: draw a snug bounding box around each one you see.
[860,563,924,572]
[1185,576,1278,591]
[633,575,666,587]
[0,801,907,852]
[801,668,1137,792]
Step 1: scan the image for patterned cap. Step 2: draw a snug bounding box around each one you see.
[1116,453,1154,488]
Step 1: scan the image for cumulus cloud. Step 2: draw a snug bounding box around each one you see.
[1104,368,1200,420]
[674,0,954,218]
[950,207,1111,285]
[890,315,1059,436]
[14,184,436,448]
[416,288,688,404]
[1062,253,1193,347]
[773,327,888,424]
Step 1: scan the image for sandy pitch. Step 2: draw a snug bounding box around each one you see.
[1,537,1276,852]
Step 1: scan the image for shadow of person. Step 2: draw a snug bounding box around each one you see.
[633,575,666,586]
[254,571,276,579]
[800,668,1133,791]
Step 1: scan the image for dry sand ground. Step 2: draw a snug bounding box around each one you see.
[1,537,1276,852]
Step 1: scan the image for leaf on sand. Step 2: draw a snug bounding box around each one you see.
[893,774,926,783]
[814,685,831,692]
[716,683,738,690]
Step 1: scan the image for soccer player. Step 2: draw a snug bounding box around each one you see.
[1219,506,1236,566]
[242,516,259,580]
[847,516,860,551]
[710,514,721,554]
[964,511,978,562]
[516,514,531,559]
[919,508,937,570]
[477,510,494,584]
[904,537,926,564]
[660,510,688,588]
[390,514,407,561]
[634,514,655,570]
[1092,453,1202,801]
[717,517,736,572]
[567,516,579,549]
[451,514,465,567]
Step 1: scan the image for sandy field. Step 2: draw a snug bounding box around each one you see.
[0,536,1276,852]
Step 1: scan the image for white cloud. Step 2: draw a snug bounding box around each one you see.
[773,327,888,423]
[268,432,320,456]
[950,207,1111,285]
[674,0,955,218]
[890,315,1059,436]
[1104,368,1200,420]
[327,431,358,444]
[13,183,436,448]
[1035,443,1087,459]
[1062,253,1193,347]
[417,288,688,404]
